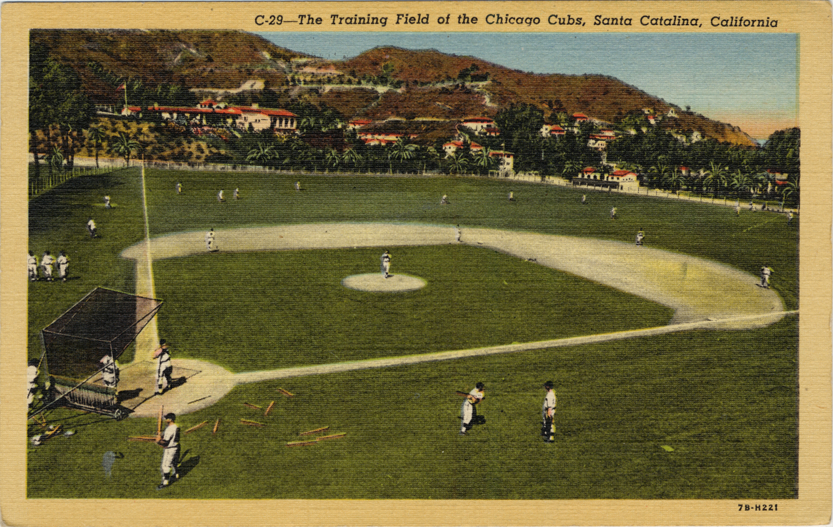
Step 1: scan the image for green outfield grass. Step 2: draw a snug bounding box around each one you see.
[153,246,673,372]
[27,315,797,499]
[27,168,799,499]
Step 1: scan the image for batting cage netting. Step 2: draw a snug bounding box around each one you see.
[38,287,163,419]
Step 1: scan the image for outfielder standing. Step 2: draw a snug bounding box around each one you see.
[153,340,173,395]
[380,250,391,279]
[460,382,485,435]
[28,251,39,282]
[542,381,557,443]
[635,229,645,247]
[760,264,773,289]
[155,413,181,490]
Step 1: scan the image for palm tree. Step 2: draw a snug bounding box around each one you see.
[780,179,799,208]
[472,146,496,175]
[648,162,671,189]
[325,149,341,172]
[561,160,582,180]
[704,162,728,198]
[47,146,64,182]
[342,148,363,171]
[110,132,142,166]
[730,169,753,199]
[662,168,685,194]
[390,138,417,171]
[246,142,276,166]
[444,153,469,175]
[86,126,106,169]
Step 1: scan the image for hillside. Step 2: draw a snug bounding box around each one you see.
[31,31,756,147]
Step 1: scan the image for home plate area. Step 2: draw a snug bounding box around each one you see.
[342,273,427,293]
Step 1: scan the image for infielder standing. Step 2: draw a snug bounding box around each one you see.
[610,206,617,220]
[87,218,97,238]
[233,188,240,200]
[635,229,645,247]
[28,251,39,281]
[460,382,485,435]
[205,228,218,252]
[57,251,69,282]
[155,413,181,490]
[153,340,173,395]
[217,190,225,203]
[760,264,773,289]
[41,251,54,282]
[380,250,391,279]
[542,381,557,443]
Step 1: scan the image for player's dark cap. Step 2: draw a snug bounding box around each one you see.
[159,339,167,346]
[476,382,485,390]
[164,413,176,421]
[544,381,554,389]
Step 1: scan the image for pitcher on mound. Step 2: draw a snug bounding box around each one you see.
[380,250,391,279]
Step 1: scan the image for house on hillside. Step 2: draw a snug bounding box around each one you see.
[443,141,482,157]
[572,113,589,123]
[460,117,496,135]
[666,108,678,118]
[541,123,566,138]
[646,115,656,126]
[572,167,639,191]
[235,106,298,133]
[198,99,218,109]
[358,130,417,146]
[489,150,514,175]
[348,119,373,130]
[120,106,142,117]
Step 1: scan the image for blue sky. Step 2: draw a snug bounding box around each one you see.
[259,32,798,139]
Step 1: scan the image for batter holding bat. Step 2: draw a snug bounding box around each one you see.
[459,382,485,435]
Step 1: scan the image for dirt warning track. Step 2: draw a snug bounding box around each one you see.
[119,223,787,417]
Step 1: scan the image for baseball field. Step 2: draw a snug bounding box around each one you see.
[27,167,798,499]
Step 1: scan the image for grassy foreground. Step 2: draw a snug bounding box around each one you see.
[26,168,798,499]
[27,316,797,499]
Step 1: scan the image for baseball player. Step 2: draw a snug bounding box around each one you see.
[100,354,119,389]
[153,340,173,395]
[233,188,240,200]
[380,250,391,279]
[610,206,617,220]
[542,381,557,443]
[295,181,301,191]
[41,251,54,282]
[28,251,39,281]
[508,191,515,202]
[205,228,218,252]
[176,182,182,195]
[455,224,462,243]
[735,200,740,216]
[155,413,181,490]
[441,194,449,205]
[749,200,755,211]
[787,211,794,225]
[217,190,225,203]
[27,359,40,409]
[57,251,69,282]
[460,382,485,434]
[581,194,587,205]
[87,218,97,238]
[635,229,645,247]
[104,195,111,209]
[760,264,773,289]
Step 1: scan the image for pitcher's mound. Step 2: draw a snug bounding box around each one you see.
[343,273,427,293]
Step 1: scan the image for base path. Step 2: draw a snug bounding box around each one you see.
[120,223,787,417]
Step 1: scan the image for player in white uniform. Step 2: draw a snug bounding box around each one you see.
[27,359,40,409]
[581,194,587,205]
[610,206,617,219]
[41,251,54,282]
[153,340,173,395]
[380,250,391,278]
[205,228,218,252]
[176,182,182,195]
[233,188,240,200]
[441,194,449,205]
[104,195,111,209]
[217,190,225,203]
[28,251,39,281]
[760,264,772,289]
[460,382,485,434]
[57,251,69,282]
[787,211,793,225]
[100,354,120,389]
[635,229,644,247]
[155,413,181,490]
[87,218,97,238]
[542,381,557,443]
[295,181,301,191]
[508,191,515,202]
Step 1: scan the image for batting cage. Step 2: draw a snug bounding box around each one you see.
[37,287,163,420]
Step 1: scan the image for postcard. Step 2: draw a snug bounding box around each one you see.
[1,1,830,525]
